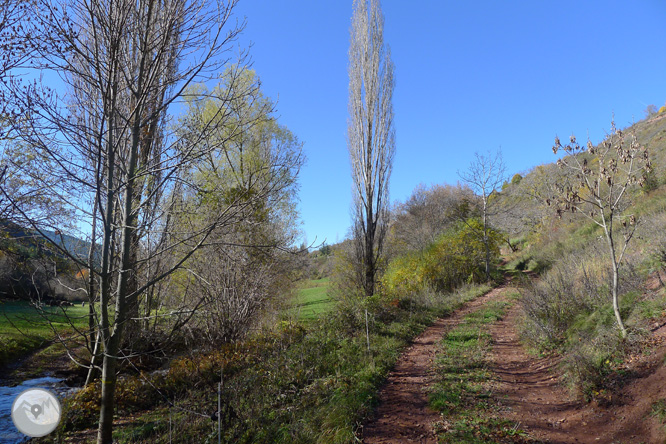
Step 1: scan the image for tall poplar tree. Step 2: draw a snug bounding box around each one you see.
[348,0,395,298]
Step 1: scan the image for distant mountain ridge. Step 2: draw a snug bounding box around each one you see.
[0,219,93,262]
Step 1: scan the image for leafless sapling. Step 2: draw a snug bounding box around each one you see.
[551,120,651,338]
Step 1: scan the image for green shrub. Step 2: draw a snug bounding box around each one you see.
[382,220,502,297]
[560,339,617,401]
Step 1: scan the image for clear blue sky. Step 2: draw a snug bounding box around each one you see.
[232,0,666,246]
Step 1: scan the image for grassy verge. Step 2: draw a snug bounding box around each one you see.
[58,284,492,443]
[0,300,88,368]
[430,294,533,443]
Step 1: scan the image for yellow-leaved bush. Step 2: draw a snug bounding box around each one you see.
[382,219,501,297]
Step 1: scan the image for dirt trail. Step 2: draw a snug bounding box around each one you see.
[490,301,666,444]
[361,285,507,443]
[362,280,666,444]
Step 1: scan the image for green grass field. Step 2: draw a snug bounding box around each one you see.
[0,300,89,367]
[290,278,334,321]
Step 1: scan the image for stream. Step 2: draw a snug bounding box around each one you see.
[0,376,80,443]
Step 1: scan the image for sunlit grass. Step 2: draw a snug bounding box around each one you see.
[69,283,495,443]
[291,278,334,321]
[0,300,89,367]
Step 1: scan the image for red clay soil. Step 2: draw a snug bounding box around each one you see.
[361,286,507,444]
[490,301,666,444]
[361,279,666,444]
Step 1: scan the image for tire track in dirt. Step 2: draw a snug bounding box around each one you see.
[361,285,507,444]
[490,300,666,443]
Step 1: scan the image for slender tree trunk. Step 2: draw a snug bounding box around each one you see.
[483,199,490,281]
[85,193,100,385]
[125,96,163,339]
[85,331,101,386]
[97,83,143,443]
[96,182,137,443]
[97,337,119,443]
[365,308,370,352]
[124,240,140,342]
[365,195,375,297]
[610,257,627,338]
[604,223,627,338]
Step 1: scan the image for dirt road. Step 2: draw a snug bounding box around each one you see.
[361,286,506,443]
[491,302,666,444]
[362,283,666,443]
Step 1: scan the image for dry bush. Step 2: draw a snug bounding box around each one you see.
[521,240,640,347]
[560,329,620,400]
[638,212,666,277]
[521,240,644,398]
[327,239,369,334]
[179,243,294,346]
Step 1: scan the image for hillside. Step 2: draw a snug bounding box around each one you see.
[498,113,666,245]
[0,221,90,301]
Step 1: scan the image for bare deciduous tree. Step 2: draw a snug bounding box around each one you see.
[389,183,474,256]
[644,104,658,118]
[458,150,506,280]
[551,121,651,338]
[348,0,395,298]
[0,0,75,118]
[0,0,302,442]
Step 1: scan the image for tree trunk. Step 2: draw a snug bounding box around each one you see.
[611,261,627,338]
[96,338,119,443]
[365,308,370,352]
[483,200,490,281]
[365,199,375,298]
[97,91,142,443]
[84,330,101,386]
[124,241,140,343]
[96,210,135,442]
[605,224,627,339]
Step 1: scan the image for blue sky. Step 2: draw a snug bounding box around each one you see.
[232,0,666,246]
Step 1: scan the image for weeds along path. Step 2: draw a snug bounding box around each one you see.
[361,285,508,444]
[490,299,666,443]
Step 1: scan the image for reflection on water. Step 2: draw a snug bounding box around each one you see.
[0,377,79,444]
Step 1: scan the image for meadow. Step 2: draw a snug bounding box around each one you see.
[290,278,334,321]
[0,300,88,368]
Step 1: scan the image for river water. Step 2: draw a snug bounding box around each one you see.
[0,377,79,443]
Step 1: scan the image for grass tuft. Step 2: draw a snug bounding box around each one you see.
[430,298,534,443]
